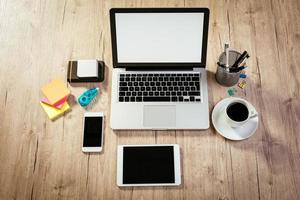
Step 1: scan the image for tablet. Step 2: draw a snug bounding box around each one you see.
[117,144,181,187]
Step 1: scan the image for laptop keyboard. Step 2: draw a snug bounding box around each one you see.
[118,73,201,102]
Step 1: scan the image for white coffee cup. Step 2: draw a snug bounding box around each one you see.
[224,98,257,128]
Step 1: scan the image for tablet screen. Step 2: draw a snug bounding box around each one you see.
[123,146,175,184]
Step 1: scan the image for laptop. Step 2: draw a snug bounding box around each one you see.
[109,8,210,130]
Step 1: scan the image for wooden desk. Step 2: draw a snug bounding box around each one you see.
[0,0,299,199]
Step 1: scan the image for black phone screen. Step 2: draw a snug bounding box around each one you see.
[83,116,103,147]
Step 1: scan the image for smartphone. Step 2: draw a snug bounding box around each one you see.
[82,112,104,152]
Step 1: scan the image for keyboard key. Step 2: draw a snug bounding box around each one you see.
[119,97,124,102]
[172,97,177,101]
[189,91,200,96]
[179,97,184,101]
[143,97,170,102]
[143,92,148,96]
[119,92,125,96]
[129,87,134,91]
[160,92,165,96]
[192,77,200,81]
[130,97,135,102]
[136,97,142,102]
[132,92,136,96]
[125,97,129,102]
[138,92,142,96]
[119,82,127,86]
[128,82,132,86]
[155,92,159,96]
[190,96,195,101]
[119,87,128,91]
[126,92,131,96]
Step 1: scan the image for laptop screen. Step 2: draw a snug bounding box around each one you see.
[112,10,208,65]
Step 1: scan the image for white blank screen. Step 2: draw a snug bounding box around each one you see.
[115,13,204,63]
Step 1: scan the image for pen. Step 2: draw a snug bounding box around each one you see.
[232,51,249,68]
[217,61,226,68]
[225,43,230,71]
[230,66,246,73]
[237,55,250,68]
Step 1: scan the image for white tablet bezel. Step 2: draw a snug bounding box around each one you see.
[117,144,181,187]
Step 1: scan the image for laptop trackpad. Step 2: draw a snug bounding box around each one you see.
[143,105,176,127]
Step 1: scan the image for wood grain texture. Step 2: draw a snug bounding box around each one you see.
[0,0,299,199]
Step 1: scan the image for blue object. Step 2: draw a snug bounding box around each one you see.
[78,87,99,107]
[239,73,247,78]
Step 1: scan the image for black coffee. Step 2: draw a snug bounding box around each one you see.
[226,102,249,122]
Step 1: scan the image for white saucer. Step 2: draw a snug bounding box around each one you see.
[212,97,259,140]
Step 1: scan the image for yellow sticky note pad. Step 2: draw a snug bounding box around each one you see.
[40,101,70,120]
[41,79,70,105]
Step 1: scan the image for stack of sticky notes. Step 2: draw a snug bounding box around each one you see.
[40,79,71,120]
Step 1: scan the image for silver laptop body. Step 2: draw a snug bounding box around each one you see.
[109,8,210,130]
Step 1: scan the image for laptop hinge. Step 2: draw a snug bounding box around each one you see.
[125,66,195,71]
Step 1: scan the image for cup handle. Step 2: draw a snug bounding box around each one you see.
[249,109,258,118]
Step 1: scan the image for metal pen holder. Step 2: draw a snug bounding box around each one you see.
[215,50,243,87]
